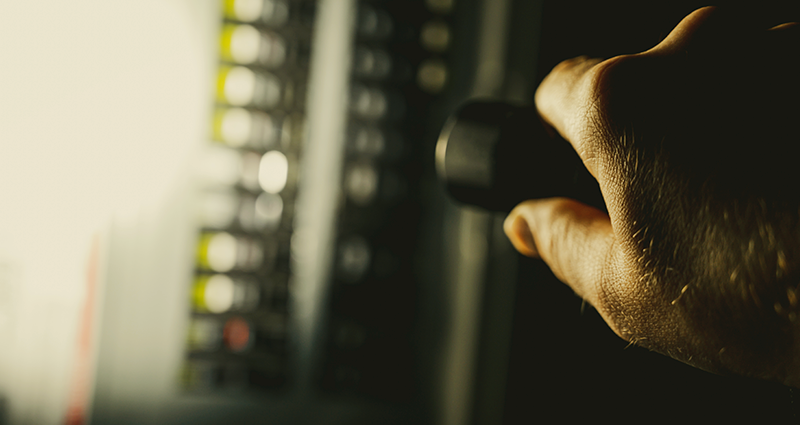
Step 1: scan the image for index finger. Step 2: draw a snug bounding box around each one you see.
[535,5,800,177]
[534,55,608,178]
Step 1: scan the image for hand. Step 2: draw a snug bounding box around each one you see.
[504,6,800,387]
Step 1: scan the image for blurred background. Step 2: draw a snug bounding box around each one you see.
[0,0,798,424]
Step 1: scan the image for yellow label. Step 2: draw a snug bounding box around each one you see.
[215,66,231,103]
[211,107,227,142]
[196,233,214,269]
[192,275,211,312]
[223,0,237,20]
[219,24,236,62]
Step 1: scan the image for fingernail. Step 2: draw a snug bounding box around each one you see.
[506,214,539,258]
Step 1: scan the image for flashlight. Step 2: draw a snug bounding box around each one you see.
[435,100,604,212]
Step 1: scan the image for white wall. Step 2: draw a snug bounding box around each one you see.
[0,1,216,423]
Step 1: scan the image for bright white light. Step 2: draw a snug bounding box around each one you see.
[230,25,261,64]
[220,108,252,147]
[204,274,235,313]
[207,232,237,272]
[224,66,256,106]
[258,150,288,194]
[233,0,264,22]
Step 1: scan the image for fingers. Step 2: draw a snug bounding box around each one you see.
[765,21,800,54]
[504,198,617,307]
[534,55,606,173]
[534,6,800,166]
[770,22,800,31]
[648,6,800,55]
[643,6,718,55]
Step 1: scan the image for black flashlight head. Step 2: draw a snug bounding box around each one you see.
[435,100,603,212]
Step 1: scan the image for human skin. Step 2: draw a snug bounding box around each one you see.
[504,6,800,387]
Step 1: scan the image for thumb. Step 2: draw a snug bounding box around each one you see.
[504,198,618,306]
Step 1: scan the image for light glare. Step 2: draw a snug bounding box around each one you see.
[259,150,289,194]
[204,274,235,314]
[220,108,252,147]
[233,0,263,22]
[207,232,237,272]
[230,25,261,64]
[224,66,256,106]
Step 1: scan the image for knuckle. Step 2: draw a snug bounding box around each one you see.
[553,55,594,72]
[581,53,675,170]
[568,55,642,164]
[589,53,678,127]
[587,54,648,123]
